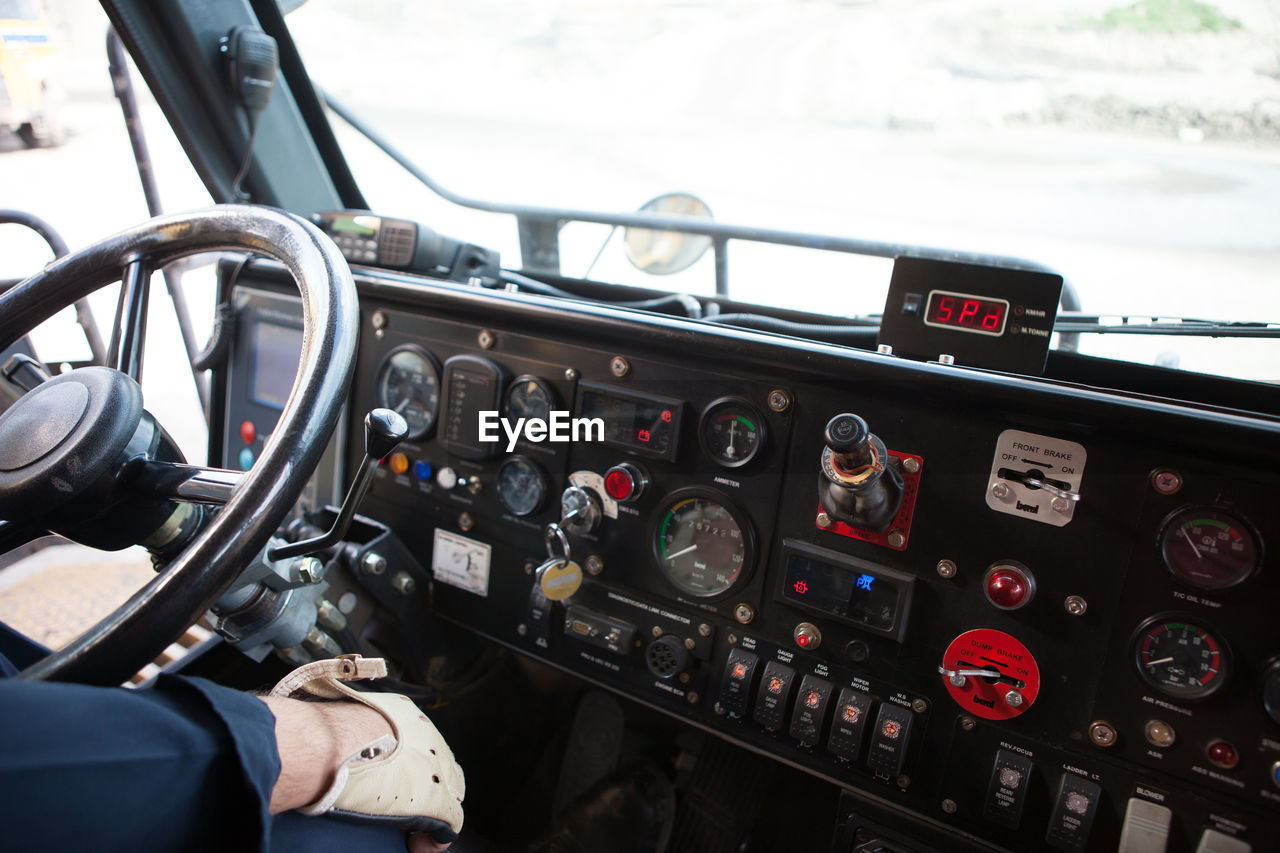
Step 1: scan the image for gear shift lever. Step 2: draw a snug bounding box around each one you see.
[267,408,408,561]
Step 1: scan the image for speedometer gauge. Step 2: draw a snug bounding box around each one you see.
[375,346,440,441]
[653,490,754,598]
[1159,507,1259,590]
[1133,615,1230,701]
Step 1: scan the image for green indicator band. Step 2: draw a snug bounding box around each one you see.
[737,415,756,430]
[1188,518,1230,532]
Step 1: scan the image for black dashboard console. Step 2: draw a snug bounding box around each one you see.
[215,257,1280,853]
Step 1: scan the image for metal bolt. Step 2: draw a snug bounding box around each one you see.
[361,551,387,576]
[584,554,604,576]
[727,633,739,645]
[686,691,699,705]
[876,344,894,355]
[375,328,384,339]
[371,311,387,330]
[938,354,956,365]
[937,559,958,579]
[467,276,484,288]
[391,572,416,596]
[991,482,1012,501]
[901,457,920,474]
[303,627,341,658]
[295,557,324,585]
[517,624,528,636]
[887,530,906,548]
[1089,720,1118,748]
[912,699,928,714]
[466,475,483,495]
[1004,690,1023,708]
[316,599,347,632]
[679,672,691,684]
[610,356,630,377]
[458,512,474,532]
[896,775,911,789]
[816,512,832,529]
[1064,595,1088,616]
[698,623,712,638]
[564,367,579,381]
[714,702,726,715]
[684,637,696,650]
[959,716,977,732]
[950,674,967,688]
[477,329,495,349]
[941,799,958,815]
[1151,469,1182,495]
[1051,496,1070,513]
[652,626,664,638]
[734,603,755,624]
[767,389,791,412]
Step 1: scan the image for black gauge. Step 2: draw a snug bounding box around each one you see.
[375,346,440,441]
[1159,507,1260,591]
[699,398,766,468]
[497,456,548,517]
[504,375,557,423]
[653,490,755,598]
[1133,615,1230,701]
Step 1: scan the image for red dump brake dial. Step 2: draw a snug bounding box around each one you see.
[940,628,1041,721]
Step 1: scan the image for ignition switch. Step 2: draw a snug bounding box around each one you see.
[818,414,904,532]
[559,485,602,535]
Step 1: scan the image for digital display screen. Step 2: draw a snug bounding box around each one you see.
[782,553,901,635]
[330,214,379,236]
[250,322,303,409]
[923,290,1009,337]
[579,385,681,460]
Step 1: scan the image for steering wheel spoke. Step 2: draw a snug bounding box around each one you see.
[106,258,152,381]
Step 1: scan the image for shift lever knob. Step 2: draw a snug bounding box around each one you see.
[366,408,408,461]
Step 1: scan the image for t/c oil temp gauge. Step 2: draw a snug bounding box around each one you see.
[699,398,765,468]
[1159,507,1260,591]
[1133,615,1231,701]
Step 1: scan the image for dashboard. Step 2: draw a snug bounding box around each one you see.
[216,258,1280,853]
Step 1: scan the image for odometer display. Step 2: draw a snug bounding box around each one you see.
[1133,616,1230,701]
[653,492,754,598]
[923,290,1009,337]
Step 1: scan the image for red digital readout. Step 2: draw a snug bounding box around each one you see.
[924,291,1008,336]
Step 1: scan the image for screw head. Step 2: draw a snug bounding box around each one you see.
[959,715,977,732]
[361,552,387,576]
[936,559,958,579]
[686,691,700,705]
[652,626,664,638]
[610,356,630,377]
[458,512,475,532]
[679,672,691,683]
[1051,496,1070,512]
[1151,468,1183,495]
[1089,720,1118,747]
[896,775,911,789]
[938,353,956,365]
[584,554,604,576]
[295,557,324,585]
[901,457,920,474]
[816,512,832,529]
[727,633,739,645]
[950,674,967,688]
[371,311,387,330]
[516,623,528,636]
[564,367,579,381]
[734,603,755,624]
[1004,690,1023,707]
[698,622,712,637]
[991,482,1012,501]
[887,530,906,548]
[912,698,928,714]
[1064,595,1088,616]
[477,329,495,349]
[684,637,696,650]
[876,344,894,355]
[391,572,416,596]
[941,798,958,814]
[714,702,726,715]
[767,389,791,412]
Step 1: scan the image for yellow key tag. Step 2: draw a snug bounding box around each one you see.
[539,560,583,601]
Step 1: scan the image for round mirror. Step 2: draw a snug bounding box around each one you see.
[623,193,714,276]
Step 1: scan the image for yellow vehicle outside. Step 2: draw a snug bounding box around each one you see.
[0,0,63,147]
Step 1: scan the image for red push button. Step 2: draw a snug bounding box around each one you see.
[1206,740,1239,770]
[984,563,1035,610]
[240,420,256,445]
[604,463,647,502]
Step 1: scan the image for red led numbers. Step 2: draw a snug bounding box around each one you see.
[924,291,1009,336]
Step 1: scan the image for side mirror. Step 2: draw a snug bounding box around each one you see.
[623,193,714,276]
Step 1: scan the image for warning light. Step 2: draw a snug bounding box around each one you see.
[767,677,784,694]
[805,691,822,709]
[638,428,651,443]
[842,705,861,724]
[856,573,875,592]
[661,410,672,422]
[793,581,809,595]
[731,663,748,680]
[882,720,901,739]
[797,633,810,647]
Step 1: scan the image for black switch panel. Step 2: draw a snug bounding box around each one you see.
[827,688,874,762]
[983,749,1035,829]
[719,647,759,718]
[1045,774,1103,852]
[866,703,913,777]
[753,661,797,732]
[789,674,834,745]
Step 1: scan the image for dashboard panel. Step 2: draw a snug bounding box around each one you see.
[219,260,1280,853]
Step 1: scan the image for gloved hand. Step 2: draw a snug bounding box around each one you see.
[270,655,465,843]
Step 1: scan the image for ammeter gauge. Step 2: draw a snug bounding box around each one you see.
[374,346,440,441]
[1133,615,1230,701]
[653,490,754,598]
[699,398,765,468]
[1159,507,1260,590]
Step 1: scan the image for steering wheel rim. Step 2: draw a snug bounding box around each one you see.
[0,204,358,685]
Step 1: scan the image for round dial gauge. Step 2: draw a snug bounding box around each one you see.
[496,456,547,517]
[699,399,766,468]
[375,346,440,441]
[504,375,556,423]
[1133,616,1230,701]
[1160,507,1260,590]
[653,491,754,597]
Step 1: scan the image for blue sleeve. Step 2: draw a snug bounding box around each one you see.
[0,672,281,853]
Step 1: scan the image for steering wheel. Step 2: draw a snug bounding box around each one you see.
[0,205,357,686]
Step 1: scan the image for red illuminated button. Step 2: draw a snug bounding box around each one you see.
[603,463,647,502]
[1206,740,1239,770]
[240,420,256,445]
[793,621,822,650]
[984,563,1036,610]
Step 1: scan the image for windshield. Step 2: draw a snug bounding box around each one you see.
[287,0,1280,381]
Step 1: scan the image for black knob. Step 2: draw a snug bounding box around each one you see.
[366,408,409,460]
[824,413,869,454]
